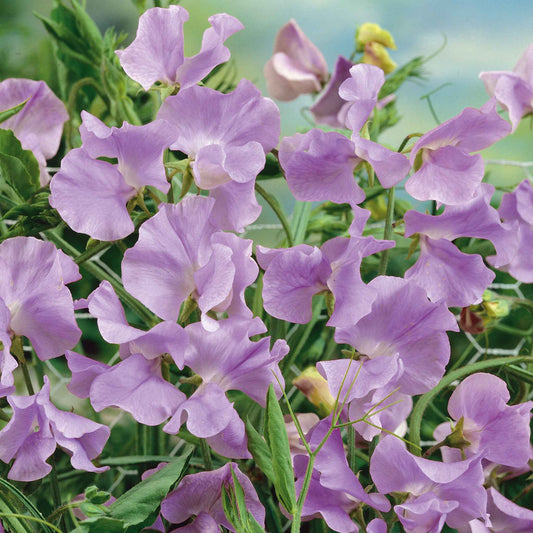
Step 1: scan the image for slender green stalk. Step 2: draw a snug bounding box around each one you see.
[0,513,63,533]
[50,455,66,533]
[378,186,395,275]
[200,439,213,470]
[291,454,316,533]
[12,336,34,395]
[347,425,357,473]
[255,183,294,247]
[73,240,113,265]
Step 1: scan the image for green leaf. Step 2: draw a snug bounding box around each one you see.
[264,384,297,514]
[0,99,29,126]
[108,448,192,528]
[72,516,124,533]
[379,56,425,98]
[244,418,275,485]
[99,455,179,467]
[291,201,312,245]
[0,129,40,201]
[0,477,54,533]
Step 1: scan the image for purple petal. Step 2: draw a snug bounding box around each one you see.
[258,245,330,324]
[406,145,484,205]
[80,112,175,192]
[338,64,384,132]
[122,198,216,321]
[353,136,410,188]
[176,13,243,90]
[279,129,364,206]
[49,148,136,240]
[310,55,354,128]
[90,354,184,426]
[66,351,109,399]
[0,78,68,185]
[206,409,251,459]
[336,276,458,395]
[264,19,328,101]
[208,179,262,232]
[116,6,189,90]
[487,487,533,531]
[0,237,81,359]
[405,236,495,307]
[163,382,234,437]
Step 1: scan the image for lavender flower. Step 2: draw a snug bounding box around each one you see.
[50,112,176,240]
[161,462,265,531]
[116,6,243,91]
[122,196,258,330]
[405,100,511,205]
[0,78,68,185]
[433,373,532,468]
[480,44,533,131]
[371,436,487,531]
[264,19,328,101]
[0,377,109,481]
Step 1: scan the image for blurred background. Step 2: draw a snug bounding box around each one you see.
[1,0,532,183]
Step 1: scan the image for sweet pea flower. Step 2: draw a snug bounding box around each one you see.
[264,19,328,101]
[404,183,517,307]
[65,281,189,426]
[371,436,488,532]
[161,462,265,532]
[335,276,458,395]
[480,44,533,131]
[489,179,533,282]
[116,6,243,91]
[163,317,288,458]
[0,78,68,185]
[122,196,258,331]
[157,80,280,231]
[50,112,177,241]
[460,488,533,532]
[433,373,532,468]
[405,100,511,205]
[338,64,410,188]
[0,377,109,481]
[0,237,81,390]
[257,223,394,326]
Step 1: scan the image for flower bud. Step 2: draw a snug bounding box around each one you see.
[293,367,335,416]
[356,23,397,74]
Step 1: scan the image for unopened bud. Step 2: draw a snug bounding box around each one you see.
[443,417,471,451]
[356,23,396,51]
[293,367,335,416]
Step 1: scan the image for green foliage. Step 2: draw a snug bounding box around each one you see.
[0,129,40,202]
[0,98,28,125]
[264,384,297,514]
[73,449,192,532]
[222,465,265,533]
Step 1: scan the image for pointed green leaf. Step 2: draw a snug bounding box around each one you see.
[264,384,297,514]
[108,448,192,528]
[0,98,29,126]
[244,417,275,485]
[0,129,40,200]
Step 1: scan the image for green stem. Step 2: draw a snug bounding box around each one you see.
[0,513,63,533]
[200,439,213,470]
[12,336,34,395]
[409,355,533,454]
[378,186,395,275]
[46,502,83,525]
[45,231,157,327]
[347,425,357,473]
[291,454,316,533]
[74,240,113,265]
[255,183,294,247]
[50,455,66,533]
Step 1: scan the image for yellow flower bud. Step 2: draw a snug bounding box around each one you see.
[293,367,335,416]
[356,23,396,50]
[363,42,397,74]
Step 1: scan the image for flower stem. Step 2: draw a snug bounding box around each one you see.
[291,454,316,533]
[12,336,34,395]
[378,186,395,276]
[255,183,294,247]
[50,454,67,533]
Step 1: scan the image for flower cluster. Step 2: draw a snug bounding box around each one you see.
[0,4,531,533]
